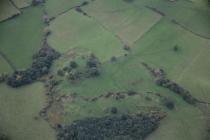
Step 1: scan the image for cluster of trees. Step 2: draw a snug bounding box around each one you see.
[56,114,162,140]
[156,78,197,104]
[7,44,60,88]
[57,54,101,81]
[86,54,100,77]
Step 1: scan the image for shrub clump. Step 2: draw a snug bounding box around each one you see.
[86,54,101,77]
[56,113,164,140]
[161,97,175,110]
[156,78,197,104]
[7,44,60,88]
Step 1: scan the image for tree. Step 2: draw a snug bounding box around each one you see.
[69,61,78,69]
[88,67,100,77]
[173,45,179,52]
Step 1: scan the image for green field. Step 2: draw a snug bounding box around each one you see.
[132,18,210,102]
[83,0,162,46]
[0,0,20,22]
[45,0,86,18]
[0,6,44,69]
[11,0,31,8]
[0,55,13,73]
[0,83,56,140]
[0,0,210,140]
[48,10,126,62]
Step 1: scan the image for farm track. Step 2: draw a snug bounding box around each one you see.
[0,50,16,70]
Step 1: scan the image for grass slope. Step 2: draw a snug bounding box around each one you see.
[0,6,44,69]
[48,10,126,62]
[0,83,56,140]
[0,0,20,22]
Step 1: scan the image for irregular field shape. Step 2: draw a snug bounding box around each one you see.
[0,0,20,22]
[0,6,44,69]
[48,10,125,62]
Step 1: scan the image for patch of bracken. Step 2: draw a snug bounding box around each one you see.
[56,113,165,140]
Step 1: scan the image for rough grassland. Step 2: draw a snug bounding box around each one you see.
[83,0,162,46]
[0,0,20,22]
[48,10,126,62]
[0,6,44,69]
[0,83,56,140]
[11,0,31,8]
[133,18,210,102]
[45,0,86,18]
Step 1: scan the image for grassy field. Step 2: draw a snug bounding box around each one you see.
[0,83,56,140]
[47,1,210,139]
[83,0,162,46]
[50,46,208,140]
[0,55,13,73]
[132,18,210,102]
[0,0,210,140]
[11,0,31,8]
[0,5,44,69]
[139,0,210,39]
[0,0,20,22]
[48,10,126,62]
[45,0,87,18]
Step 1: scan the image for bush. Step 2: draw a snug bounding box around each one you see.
[110,107,118,114]
[161,97,175,110]
[69,61,78,69]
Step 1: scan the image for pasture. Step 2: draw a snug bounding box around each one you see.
[45,0,87,18]
[0,5,44,69]
[0,0,209,140]
[0,83,56,140]
[48,10,126,62]
[83,0,162,46]
[0,55,13,73]
[11,0,31,8]
[0,0,20,22]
